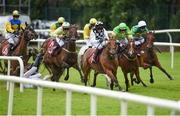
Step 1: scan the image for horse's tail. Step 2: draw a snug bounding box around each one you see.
[78,52,82,70]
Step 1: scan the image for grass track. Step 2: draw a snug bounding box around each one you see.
[0,52,180,115]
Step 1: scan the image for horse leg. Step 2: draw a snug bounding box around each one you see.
[91,71,98,87]
[105,70,122,91]
[82,63,90,86]
[135,69,147,87]
[64,68,70,81]
[130,72,135,86]
[72,64,84,83]
[110,79,114,90]
[149,66,154,83]
[122,72,129,91]
[154,61,174,80]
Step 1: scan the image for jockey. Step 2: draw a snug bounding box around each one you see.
[131,20,149,69]
[88,21,109,63]
[5,10,25,55]
[83,18,97,40]
[112,22,133,49]
[131,20,149,46]
[50,17,65,33]
[31,22,71,71]
[51,21,70,52]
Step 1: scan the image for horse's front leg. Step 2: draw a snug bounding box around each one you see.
[134,69,147,87]
[91,71,98,87]
[105,70,122,91]
[122,72,129,91]
[149,67,154,83]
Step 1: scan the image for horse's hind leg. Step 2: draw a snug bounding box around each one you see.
[91,71,98,87]
[155,61,174,80]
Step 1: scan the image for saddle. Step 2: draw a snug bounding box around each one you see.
[89,48,103,64]
[47,39,62,56]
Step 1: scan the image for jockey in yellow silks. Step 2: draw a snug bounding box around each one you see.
[50,17,65,34]
[5,10,25,55]
[83,18,97,40]
[50,22,70,53]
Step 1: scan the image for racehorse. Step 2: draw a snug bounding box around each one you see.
[42,25,83,83]
[0,23,37,75]
[81,38,122,91]
[137,32,173,83]
[118,39,147,91]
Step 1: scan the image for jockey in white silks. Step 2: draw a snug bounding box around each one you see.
[79,21,109,63]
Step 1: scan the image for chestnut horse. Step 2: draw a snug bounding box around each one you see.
[137,32,173,83]
[42,25,83,82]
[81,39,122,91]
[0,23,37,75]
[118,39,147,91]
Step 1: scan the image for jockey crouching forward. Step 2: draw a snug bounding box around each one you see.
[88,21,109,64]
[112,22,133,52]
[50,21,70,55]
[83,18,97,40]
[32,22,70,72]
[131,20,149,47]
[5,10,25,55]
[50,17,65,34]
[131,20,150,69]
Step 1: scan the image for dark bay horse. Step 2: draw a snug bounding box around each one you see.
[81,39,122,91]
[118,39,147,91]
[0,23,37,75]
[137,32,173,83]
[42,25,83,82]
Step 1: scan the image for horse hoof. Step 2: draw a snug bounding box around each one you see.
[64,76,69,81]
[169,77,174,80]
[91,85,95,87]
[53,88,56,91]
[150,79,154,83]
[81,79,85,83]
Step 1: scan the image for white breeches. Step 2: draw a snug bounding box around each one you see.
[5,33,19,45]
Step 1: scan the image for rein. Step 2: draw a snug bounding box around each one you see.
[62,48,76,54]
[122,53,137,61]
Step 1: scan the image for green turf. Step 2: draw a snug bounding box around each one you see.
[0,52,180,115]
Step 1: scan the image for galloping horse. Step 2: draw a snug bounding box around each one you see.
[118,39,147,91]
[138,32,173,83]
[42,25,83,82]
[0,23,37,75]
[81,39,122,91]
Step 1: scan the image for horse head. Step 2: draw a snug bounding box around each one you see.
[105,39,118,58]
[125,39,137,60]
[21,22,38,41]
[68,24,79,41]
[146,31,155,49]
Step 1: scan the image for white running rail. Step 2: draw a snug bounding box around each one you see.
[0,76,180,116]
[0,56,24,92]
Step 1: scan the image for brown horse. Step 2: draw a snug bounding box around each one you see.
[0,23,37,75]
[118,39,147,91]
[81,39,122,91]
[42,25,83,82]
[137,32,173,83]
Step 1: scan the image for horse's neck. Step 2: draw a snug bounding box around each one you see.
[67,41,76,52]
[15,35,28,56]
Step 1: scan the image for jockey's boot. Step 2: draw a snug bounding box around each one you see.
[92,49,99,64]
[139,55,150,69]
[33,53,43,71]
[7,43,14,56]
